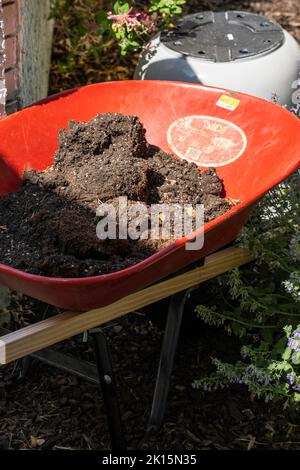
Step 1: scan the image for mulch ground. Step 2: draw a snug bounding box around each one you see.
[1,0,300,451]
[1,291,300,451]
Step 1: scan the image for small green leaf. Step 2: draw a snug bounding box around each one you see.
[120,2,130,14]
[113,1,120,14]
[282,347,292,361]
[292,351,300,365]
[294,393,300,402]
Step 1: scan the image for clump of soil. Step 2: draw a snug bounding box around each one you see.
[0,113,231,277]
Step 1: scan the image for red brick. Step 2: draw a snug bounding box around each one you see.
[2,1,16,6]
[3,2,18,37]
[5,67,18,101]
[4,36,17,68]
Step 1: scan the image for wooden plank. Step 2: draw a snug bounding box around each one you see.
[0,247,252,364]
[0,327,99,383]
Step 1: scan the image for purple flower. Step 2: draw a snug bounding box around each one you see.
[288,338,300,352]
[288,330,300,352]
[240,347,248,359]
[287,373,295,385]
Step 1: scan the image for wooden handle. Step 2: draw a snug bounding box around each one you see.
[0,247,252,364]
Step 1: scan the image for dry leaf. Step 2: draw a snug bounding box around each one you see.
[31,436,45,448]
[247,435,256,450]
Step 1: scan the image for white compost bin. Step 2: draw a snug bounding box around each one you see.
[134,11,300,106]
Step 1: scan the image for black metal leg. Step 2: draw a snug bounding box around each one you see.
[12,355,34,383]
[11,302,50,384]
[146,290,189,437]
[92,331,126,451]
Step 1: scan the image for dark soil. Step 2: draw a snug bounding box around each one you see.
[0,113,230,278]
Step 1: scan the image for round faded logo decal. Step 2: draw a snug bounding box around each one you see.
[167,115,247,167]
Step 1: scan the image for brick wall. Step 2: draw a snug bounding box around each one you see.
[0,0,54,117]
[2,0,19,114]
[0,1,7,116]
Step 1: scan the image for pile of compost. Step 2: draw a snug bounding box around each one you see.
[0,113,231,277]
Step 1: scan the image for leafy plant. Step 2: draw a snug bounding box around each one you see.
[49,0,118,92]
[194,165,300,405]
[50,0,187,60]
[149,0,186,17]
[108,0,186,55]
[107,1,155,56]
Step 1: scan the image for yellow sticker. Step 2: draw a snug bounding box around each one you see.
[216,95,240,111]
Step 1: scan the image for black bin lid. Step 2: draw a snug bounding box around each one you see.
[160,11,285,62]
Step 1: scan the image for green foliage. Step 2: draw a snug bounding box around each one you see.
[50,1,112,49]
[108,0,186,55]
[113,1,132,14]
[50,1,187,59]
[49,0,116,90]
[194,169,300,405]
[108,1,144,56]
[149,0,186,16]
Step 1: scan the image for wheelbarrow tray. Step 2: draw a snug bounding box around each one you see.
[0,80,299,311]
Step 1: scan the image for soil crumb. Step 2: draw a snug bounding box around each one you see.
[0,113,231,277]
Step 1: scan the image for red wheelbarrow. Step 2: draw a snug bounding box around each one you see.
[0,81,299,450]
[0,80,300,311]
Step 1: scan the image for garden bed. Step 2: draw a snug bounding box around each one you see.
[1,292,300,450]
